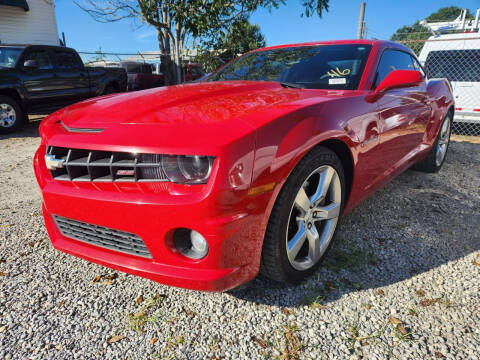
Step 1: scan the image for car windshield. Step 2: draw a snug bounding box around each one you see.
[206,44,372,90]
[0,47,22,68]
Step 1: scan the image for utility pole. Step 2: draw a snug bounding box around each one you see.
[357,2,366,39]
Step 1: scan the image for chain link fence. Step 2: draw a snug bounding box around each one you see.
[397,34,480,137]
[77,50,200,81]
[78,38,480,137]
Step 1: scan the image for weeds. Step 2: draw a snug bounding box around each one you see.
[278,323,303,360]
[344,320,387,354]
[126,293,165,333]
[323,245,379,273]
[302,288,325,309]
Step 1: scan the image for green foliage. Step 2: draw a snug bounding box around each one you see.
[425,6,474,22]
[301,0,329,18]
[77,0,330,83]
[93,46,105,62]
[196,19,266,72]
[390,6,475,55]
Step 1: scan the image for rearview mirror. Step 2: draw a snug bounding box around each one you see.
[375,70,423,93]
[23,60,39,70]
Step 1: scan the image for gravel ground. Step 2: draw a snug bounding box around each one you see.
[1,120,479,360]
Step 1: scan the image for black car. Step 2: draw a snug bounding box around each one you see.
[0,44,127,134]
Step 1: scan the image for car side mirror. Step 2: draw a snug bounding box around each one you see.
[375,70,423,93]
[23,60,39,70]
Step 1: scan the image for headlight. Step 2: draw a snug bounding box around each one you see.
[161,155,215,184]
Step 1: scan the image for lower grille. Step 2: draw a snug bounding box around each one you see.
[52,215,152,259]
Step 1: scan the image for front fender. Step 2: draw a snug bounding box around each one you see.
[248,110,356,253]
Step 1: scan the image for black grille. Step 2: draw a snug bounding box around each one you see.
[46,146,167,182]
[53,215,152,258]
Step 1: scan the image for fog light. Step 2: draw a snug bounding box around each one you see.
[173,228,209,259]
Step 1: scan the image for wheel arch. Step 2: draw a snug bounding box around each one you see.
[0,88,23,109]
[259,135,355,238]
[314,139,354,206]
[447,105,454,118]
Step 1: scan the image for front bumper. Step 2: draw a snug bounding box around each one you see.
[34,145,268,292]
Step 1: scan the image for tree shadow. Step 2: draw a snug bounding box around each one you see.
[230,142,480,307]
[0,117,42,141]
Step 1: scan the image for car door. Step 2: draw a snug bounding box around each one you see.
[373,49,430,174]
[52,50,91,105]
[19,48,56,112]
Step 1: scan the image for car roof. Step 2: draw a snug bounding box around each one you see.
[253,39,411,53]
[0,44,76,52]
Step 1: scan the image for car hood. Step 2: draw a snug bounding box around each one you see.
[61,81,359,129]
[44,81,363,153]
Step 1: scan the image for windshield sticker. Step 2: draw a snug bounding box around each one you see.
[329,78,347,85]
[327,67,351,77]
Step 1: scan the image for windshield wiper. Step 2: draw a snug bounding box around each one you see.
[279,81,305,89]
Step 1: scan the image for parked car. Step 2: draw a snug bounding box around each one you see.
[419,32,480,126]
[119,61,164,91]
[34,40,453,291]
[0,44,127,133]
[182,63,205,82]
[152,62,206,83]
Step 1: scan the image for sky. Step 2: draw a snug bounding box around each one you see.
[55,0,480,54]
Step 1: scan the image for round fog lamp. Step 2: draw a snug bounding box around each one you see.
[173,228,209,259]
[191,230,208,254]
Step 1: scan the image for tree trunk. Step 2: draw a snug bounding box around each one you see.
[174,24,182,84]
[156,29,175,85]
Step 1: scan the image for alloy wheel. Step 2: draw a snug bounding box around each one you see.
[435,116,451,167]
[0,103,16,128]
[286,165,342,271]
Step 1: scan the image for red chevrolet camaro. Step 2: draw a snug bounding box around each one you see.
[34,40,454,291]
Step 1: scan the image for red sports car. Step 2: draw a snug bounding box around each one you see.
[34,40,454,291]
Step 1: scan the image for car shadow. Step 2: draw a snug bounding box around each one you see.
[229,142,480,307]
[0,116,42,140]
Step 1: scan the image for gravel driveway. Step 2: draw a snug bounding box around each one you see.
[1,121,479,360]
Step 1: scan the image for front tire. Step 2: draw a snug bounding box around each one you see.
[0,96,24,134]
[260,147,346,284]
[412,112,452,173]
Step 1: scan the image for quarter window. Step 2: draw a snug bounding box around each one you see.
[374,49,415,88]
[55,51,82,71]
[411,56,426,77]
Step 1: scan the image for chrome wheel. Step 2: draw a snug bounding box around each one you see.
[286,165,342,271]
[435,116,451,167]
[0,103,16,128]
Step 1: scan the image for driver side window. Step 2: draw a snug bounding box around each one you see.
[23,50,53,70]
[374,49,414,88]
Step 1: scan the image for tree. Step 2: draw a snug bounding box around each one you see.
[424,6,474,22]
[301,0,329,17]
[93,46,106,62]
[76,0,330,84]
[390,6,475,54]
[196,19,266,72]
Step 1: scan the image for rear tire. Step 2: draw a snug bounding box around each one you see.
[412,112,452,173]
[0,95,24,134]
[260,147,346,284]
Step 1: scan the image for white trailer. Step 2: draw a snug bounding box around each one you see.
[418,9,480,125]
